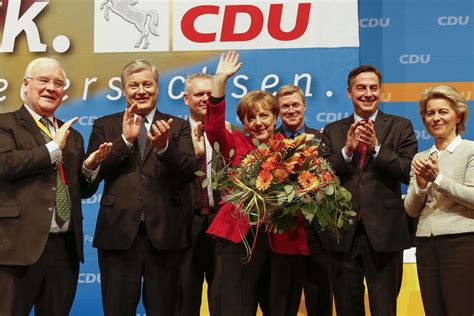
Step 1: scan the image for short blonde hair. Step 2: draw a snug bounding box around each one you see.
[184,73,213,94]
[276,84,306,104]
[419,85,469,135]
[236,91,279,122]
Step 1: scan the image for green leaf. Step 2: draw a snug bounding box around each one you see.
[213,142,220,153]
[202,178,210,188]
[195,170,206,177]
[284,185,293,194]
[252,138,260,146]
[288,190,295,202]
[324,185,335,195]
[229,149,235,158]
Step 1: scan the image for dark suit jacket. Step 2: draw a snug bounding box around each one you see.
[0,105,93,265]
[318,111,417,253]
[87,110,196,251]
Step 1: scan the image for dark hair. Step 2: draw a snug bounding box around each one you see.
[347,65,382,89]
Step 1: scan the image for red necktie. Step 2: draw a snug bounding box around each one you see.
[195,150,210,209]
[358,143,367,170]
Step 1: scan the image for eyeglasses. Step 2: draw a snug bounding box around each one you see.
[26,77,65,89]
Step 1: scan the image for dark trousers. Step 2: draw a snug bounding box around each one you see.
[304,256,333,316]
[0,232,79,316]
[328,233,403,316]
[179,213,216,316]
[416,233,474,316]
[304,224,333,316]
[212,230,305,316]
[98,224,183,316]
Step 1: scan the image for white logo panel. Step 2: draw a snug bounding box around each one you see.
[94,0,169,53]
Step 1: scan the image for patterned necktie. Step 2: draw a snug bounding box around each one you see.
[138,116,148,159]
[39,118,71,227]
[289,132,299,139]
[195,149,210,209]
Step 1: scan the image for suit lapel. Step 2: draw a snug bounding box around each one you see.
[17,105,48,146]
[374,111,388,144]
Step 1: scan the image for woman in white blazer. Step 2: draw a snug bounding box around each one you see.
[404,85,474,316]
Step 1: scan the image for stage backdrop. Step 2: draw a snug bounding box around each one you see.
[0,0,472,315]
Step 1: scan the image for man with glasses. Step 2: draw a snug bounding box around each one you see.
[0,57,110,316]
[275,84,333,316]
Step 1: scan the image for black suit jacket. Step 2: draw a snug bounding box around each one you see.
[87,110,196,251]
[318,111,417,253]
[0,105,93,265]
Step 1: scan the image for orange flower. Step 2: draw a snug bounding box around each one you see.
[261,156,278,171]
[298,170,319,191]
[241,153,258,167]
[256,170,273,191]
[268,139,285,152]
[321,171,334,183]
[273,168,289,183]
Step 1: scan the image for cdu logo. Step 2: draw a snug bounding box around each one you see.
[94,0,170,53]
[359,18,390,28]
[399,54,431,64]
[437,16,469,26]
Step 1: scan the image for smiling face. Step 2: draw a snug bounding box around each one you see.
[278,92,306,133]
[23,60,65,117]
[123,69,158,115]
[243,105,277,143]
[184,77,212,122]
[348,72,381,119]
[424,98,460,142]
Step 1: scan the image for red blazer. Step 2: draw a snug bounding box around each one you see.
[205,99,309,255]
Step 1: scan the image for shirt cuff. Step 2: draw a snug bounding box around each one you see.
[210,95,225,105]
[46,141,62,164]
[82,163,100,182]
[154,140,169,156]
[121,134,133,148]
[341,147,352,163]
[372,144,381,158]
[414,182,430,196]
[433,173,443,188]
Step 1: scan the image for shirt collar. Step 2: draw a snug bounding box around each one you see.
[134,108,156,124]
[24,103,54,123]
[282,125,306,138]
[354,110,378,123]
[429,135,463,155]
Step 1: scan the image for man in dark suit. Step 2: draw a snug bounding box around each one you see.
[179,72,219,316]
[0,57,110,316]
[85,59,196,316]
[275,84,333,316]
[319,65,418,316]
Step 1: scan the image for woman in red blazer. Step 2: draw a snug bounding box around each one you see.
[205,51,308,316]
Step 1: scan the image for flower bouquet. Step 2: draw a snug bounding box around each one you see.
[200,134,356,237]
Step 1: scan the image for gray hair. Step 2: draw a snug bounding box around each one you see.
[21,57,66,101]
[184,72,213,94]
[120,59,159,89]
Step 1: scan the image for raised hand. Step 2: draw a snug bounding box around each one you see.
[412,154,440,189]
[212,51,243,98]
[54,117,78,150]
[122,102,141,143]
[192,122,205,158]
[84,142,113,170]
[148,118,173,151]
